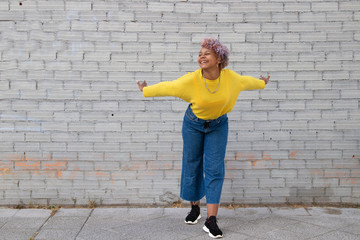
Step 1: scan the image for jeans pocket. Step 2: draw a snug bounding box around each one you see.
[185,107,198,121]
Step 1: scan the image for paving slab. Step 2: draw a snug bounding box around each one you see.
[280,221,332,239]
[233,207,272,221]
[307,207,360,219]
[253,215,299,228]
[341,222,360,235]
[2,217,48,229]
[270,207,310,216]
[55,208,92,217]
[0,209,18,218]
[126,208,164,221]
[226,218,279,238]
[91,207,128,217]
[310,230,359,240]
[0,228,38,240]
[14,209,51,218]
[257,228,307,240]
[35,228,80,240]
[163,207,189,218]
[42,216,88,229]
[290,215,354,230]
[0,218,7,228]
[84,214,131,229]
[76,227,124,240]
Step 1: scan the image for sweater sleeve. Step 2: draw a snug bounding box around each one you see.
[142,73,193,102]
[239,75,266,91]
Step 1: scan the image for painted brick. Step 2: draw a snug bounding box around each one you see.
[139,33,164,43]
[259,179,285,188]
[285,43,312,52]
[203,3,228,13]
[268,112,294,121]
[148,2,174,12]
[230,2,257,13]
[244,188,270,198]
[312,2,338,12]
[246,33,273,43]
[14,142,40,152]
[340,1,360,11]
[0,2,9,10]
[257,3,283,12]
[71,21,97,31]
[234,23,260,33]
[93,2,119,11]
[66,2,91,11]
[37,1,64,10]
[327,12,353,22]
[262,23,287,33]
[261,62,287,71]
[0,11,24,21]
[125,22,151,32]
[218,13,244,23]
[271,170,297,178]
[333,100,358,110]
[175,3,201,14]
[245,12,271,22]
[84,32,110,42]
[284,3,310,12]
[272,12,298,22]
[94,122,121,132]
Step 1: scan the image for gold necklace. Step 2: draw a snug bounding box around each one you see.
[203,71,221,94]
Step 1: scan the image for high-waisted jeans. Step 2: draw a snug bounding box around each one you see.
[180,105,228,204]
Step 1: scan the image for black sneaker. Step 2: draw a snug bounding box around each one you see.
[184,205,201,224]
[203,216,223,238]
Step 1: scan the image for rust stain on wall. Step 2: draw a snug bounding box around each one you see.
[342,178,358,185]
[310,169,323,177]
[262,152,272,160]
[252,160,261,167]
[0,155,68,179]
[0,167,11,176]
[15,157,41,176]
[289,151,297,160]
[235,152,255,160]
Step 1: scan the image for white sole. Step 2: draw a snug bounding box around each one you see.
[184,214,201,224]
[203,225,223,238]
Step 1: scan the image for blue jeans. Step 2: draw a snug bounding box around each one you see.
[180,105,228,204]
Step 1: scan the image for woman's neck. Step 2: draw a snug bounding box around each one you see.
[202,68,220,80]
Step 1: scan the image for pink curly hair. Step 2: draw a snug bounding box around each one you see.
[201,38,230,70]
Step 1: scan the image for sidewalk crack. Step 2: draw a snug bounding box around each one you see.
[74,208,94,239]
[29,209,54,240]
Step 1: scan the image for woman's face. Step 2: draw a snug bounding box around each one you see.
[198,48,220,71]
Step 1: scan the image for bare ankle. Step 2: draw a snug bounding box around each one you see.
[191,201,200,206]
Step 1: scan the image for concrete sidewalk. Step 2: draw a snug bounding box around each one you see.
[0,206,359,240]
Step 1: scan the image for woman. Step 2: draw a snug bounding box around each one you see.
[137,38,269,239]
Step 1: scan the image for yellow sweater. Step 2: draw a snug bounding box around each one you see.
[143,69,265,120]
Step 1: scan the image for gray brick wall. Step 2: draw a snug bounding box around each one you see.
[0,0,359,206]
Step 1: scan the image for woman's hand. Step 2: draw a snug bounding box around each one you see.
[137,80,147,92]
[260,75,270,85]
